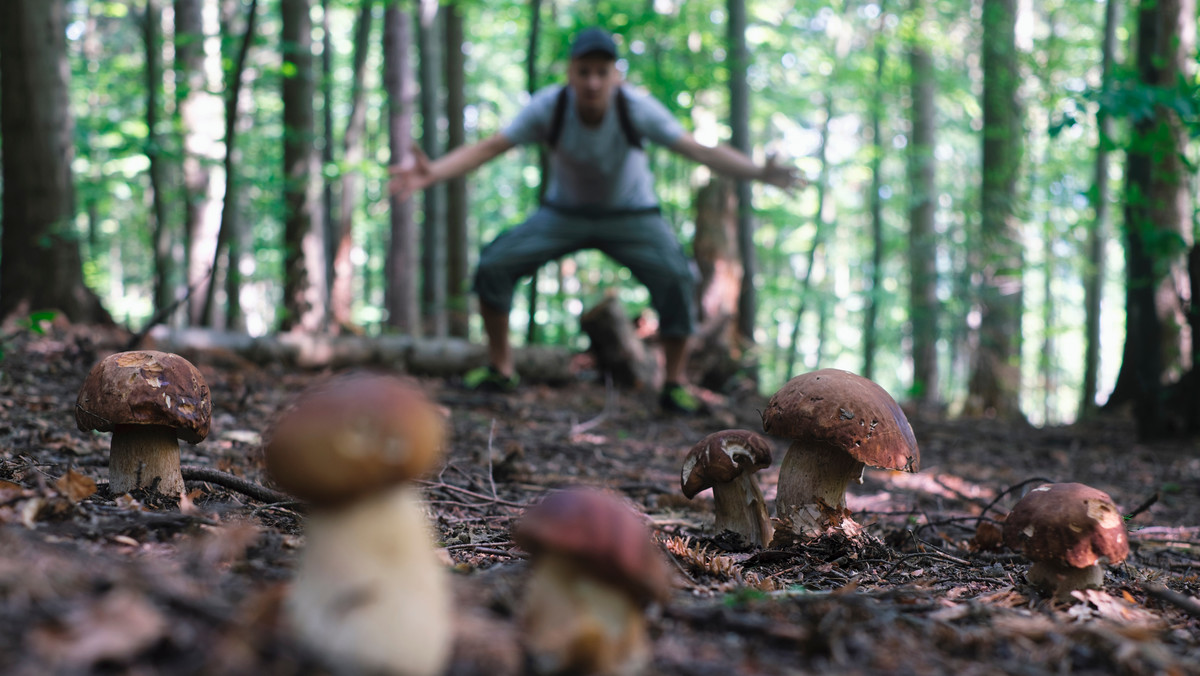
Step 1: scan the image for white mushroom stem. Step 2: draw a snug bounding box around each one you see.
[775,441,865,527]
[520,554,651,676]
[1026,560,1106,600]
[711,474,774,548]
[287,487,451,676]
[109,424,184,496]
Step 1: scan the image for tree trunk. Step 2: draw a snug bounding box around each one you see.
[691,178,743,389]
[1079,0,1119,418]
[581,295,660,389]
[280,0,328,332]
[383,6,420,333]
[444,2,470,339]
[175,0,226,326]
[863,22,886,381]
[907,0,939,408]
[320,0,336,304]
[1105,0,1195,439]
[204,0,259,329]
[417,0,446,338]
[524,0,545,346]
[966,0,1024,420]
[727,0,758,378]
[143,0,176,320]
[0,0,110,324]
[329,0,376,331]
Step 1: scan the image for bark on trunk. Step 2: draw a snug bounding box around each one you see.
[580,295,660,389]
[383,6,420,332]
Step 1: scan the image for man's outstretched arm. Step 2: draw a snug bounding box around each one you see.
[669,132,803,191]
[389,132,516,201]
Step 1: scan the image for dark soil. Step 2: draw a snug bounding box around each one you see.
[1,324,1197,675]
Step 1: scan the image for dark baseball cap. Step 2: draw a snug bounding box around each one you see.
[570,27,617,60]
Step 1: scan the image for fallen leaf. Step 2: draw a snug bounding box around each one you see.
[55,469,96,503]
[0,479,25,492]
[30,591,167,667]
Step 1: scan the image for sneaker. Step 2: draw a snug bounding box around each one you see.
[463,365,520,393]
[660,382,708,415]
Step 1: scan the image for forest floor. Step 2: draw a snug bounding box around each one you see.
[1,323,1198,676]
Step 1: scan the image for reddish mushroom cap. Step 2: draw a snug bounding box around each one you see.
[76,350,212,444]
[761,369,919,473]
[513,488,672,607]
[681,429,772,499]
[1002,482,1129,568]
[264,373,445,506]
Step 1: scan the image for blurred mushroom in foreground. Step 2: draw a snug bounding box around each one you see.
[761,368,919,539]
[1002,482,1129,601]
[680,429,773,548]
[76,350,211,496]
[264,373,451,676]
[513,487,672,676]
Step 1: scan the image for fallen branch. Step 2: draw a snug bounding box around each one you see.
[1141,582,1200,619]
[181,465,294,505]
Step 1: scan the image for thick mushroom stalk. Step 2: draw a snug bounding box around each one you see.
[265,373,452,676]
[287,487,451,676]
[1002,483,1129,601]
[76,350,211,497]
[514,488,672,676]
[762,369,919,539]
[681,430,773,548]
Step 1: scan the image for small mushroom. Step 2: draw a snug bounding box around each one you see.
[680,429,774,548]
[75,350,211,496]
[761,369,919,538]
[513,488,672,676]
[264,373,451,676]
[1002,482,1129,600]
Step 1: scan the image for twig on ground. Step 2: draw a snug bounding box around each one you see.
[1141,582,1200,619]
[486,419,498,499]
[417,479,529,509]
[1126,491,1159,520]
[569,372,616,437]
[974,476,1057,531]
[181,465,295,505]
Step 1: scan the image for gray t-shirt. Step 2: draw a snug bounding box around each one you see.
[502,84,685,210]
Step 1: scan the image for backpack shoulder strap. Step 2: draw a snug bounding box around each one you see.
[547,86,569,149]
[615,86,643,149]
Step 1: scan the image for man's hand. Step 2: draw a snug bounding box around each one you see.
[387,146,433,201]
[761,154,806,192]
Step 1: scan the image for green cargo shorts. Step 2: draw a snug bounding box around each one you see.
[473,206,697,337]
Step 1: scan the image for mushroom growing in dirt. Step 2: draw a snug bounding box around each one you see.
[761,368,919,538]
[76,350,211,496]
[1002,482,1129,601]
[513,487,672,676]
[680,429,774,548]
[264,373,451,676]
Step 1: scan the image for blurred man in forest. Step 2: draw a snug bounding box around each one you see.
[389,27,798,414]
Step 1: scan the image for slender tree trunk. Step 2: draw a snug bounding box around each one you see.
[907,0,939,406]
[321,0,336,300]
[383,6,420,332]
[417,0,446,338]
[204,0,259,328]
[144,0,176,319]
[863,22,886,381]
[1079,0,1119,418]
[728,0,757,377]
[330,0,376,330]
[0,0,110,323]
[1106,0,1195,439]
[280,0,328,332]
[176,0,226,326]
[966,0,1024,420]
[444,1,470,338]
[524,0,545,345]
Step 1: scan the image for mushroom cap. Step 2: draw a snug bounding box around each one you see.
[1002,482,1129,568]
[760,368,919,473]
[513,488,671,607]
[681,429,772,498]
[264,373,445,506]
[76,350,211,444]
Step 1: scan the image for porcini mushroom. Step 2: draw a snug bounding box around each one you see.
[681,429,774,548]
[75,350,211,496]
[264,373,451,676]
[761,368,919,538]
[513,488,672,676]
[1002,482,1129,601]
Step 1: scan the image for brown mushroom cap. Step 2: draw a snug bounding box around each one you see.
[264,373,445,506]
[1002,482,1129,568]
[681,429,772,498]
[76,350,211,444]
[513,488,671,607]
[761,368,919,473]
